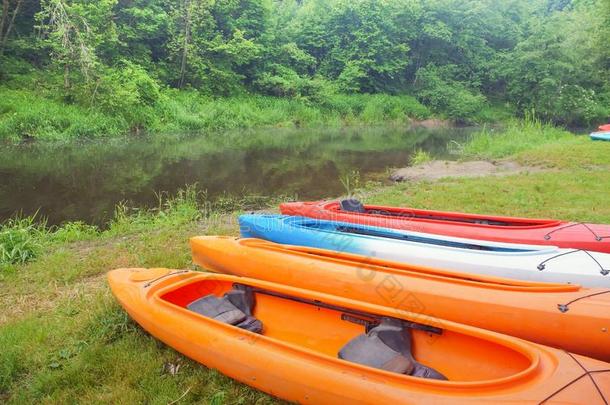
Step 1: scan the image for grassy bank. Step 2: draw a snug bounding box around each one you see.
[370,121,610,223]
[0,189,279,403]
[0,87,434,141]
[0,84,518,142]
[2,123,610,403]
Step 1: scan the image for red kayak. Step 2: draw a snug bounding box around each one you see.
[600,124,610,131]
[280,200,610,253]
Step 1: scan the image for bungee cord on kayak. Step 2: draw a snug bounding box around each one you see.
[544,222,610,243]
[557,289,610,313]
[537,248,610,276]
[538,352,609,405]
[143,270,190,288]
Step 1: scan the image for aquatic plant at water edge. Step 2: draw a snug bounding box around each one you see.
[410,149,432,166]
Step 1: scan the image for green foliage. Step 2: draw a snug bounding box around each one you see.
[498,1,610,126]
[253,65,330,101]
[410,149,432,166]
[0,216,45,266]
[158,91,428,132]
[107,185,203,235]
[51,222,99,243]
[86,301,139,344]
[0,86,433,140]
[289,0,419,93]
[415,65,487,123]
[339,169,361,195]
[1,0,610,135]
[463,115,573,159]
[0,88,126,140]
[322,94,430,122]
[90,61,161,131]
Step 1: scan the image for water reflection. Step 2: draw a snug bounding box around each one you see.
[0,126,474,225]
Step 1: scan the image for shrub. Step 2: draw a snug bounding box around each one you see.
[91,61,162,131]
[535,84,609,127]
[415,65,487,123]
[253,65,331,103]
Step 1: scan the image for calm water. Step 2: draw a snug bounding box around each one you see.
[0,126,474,225]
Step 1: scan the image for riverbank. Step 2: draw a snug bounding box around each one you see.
[0,87,512,142]
[1,122,610,403]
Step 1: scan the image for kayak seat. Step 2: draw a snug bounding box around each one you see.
[187,284,263,333]
[338,317,446,380]
[340,199,366,213]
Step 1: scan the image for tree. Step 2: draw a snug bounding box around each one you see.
[499,3,609,125]
[0,0,24,55]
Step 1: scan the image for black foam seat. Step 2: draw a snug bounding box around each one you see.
[187,284,263,333]
[188,295,246,324]
[340,199,366,213]
[338,317,447,380]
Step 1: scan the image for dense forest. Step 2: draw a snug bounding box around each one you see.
[0,0,609,139]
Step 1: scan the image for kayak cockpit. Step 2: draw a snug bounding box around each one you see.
[159,278,535,384]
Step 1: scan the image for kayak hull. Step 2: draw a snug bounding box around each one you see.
[238,214,610,288]
[280,200,610,253]
[110,267,610,404]
[191,236,610,362]
[591,131,610,141]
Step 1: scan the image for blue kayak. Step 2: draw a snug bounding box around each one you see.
[238,214,610,287]
[590,131,610,141]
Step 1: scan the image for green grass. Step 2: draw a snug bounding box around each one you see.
[410,149,432,166]
[368,169,610,223]
[0,87,432,141]
[0,188,282,403]
[369,126,610,223]
[462,117,573,159]
[0,88,127,141]
[0,216,47,266]
[157,92,431,132]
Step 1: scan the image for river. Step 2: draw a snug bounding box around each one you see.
[0,125,474,225]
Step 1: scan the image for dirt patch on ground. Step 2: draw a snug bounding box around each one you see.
[390,160,544,182]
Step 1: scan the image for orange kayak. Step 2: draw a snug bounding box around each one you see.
[108,267,610,404]
[190,236,610,361]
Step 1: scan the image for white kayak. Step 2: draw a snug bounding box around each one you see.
[239,215,610,288]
